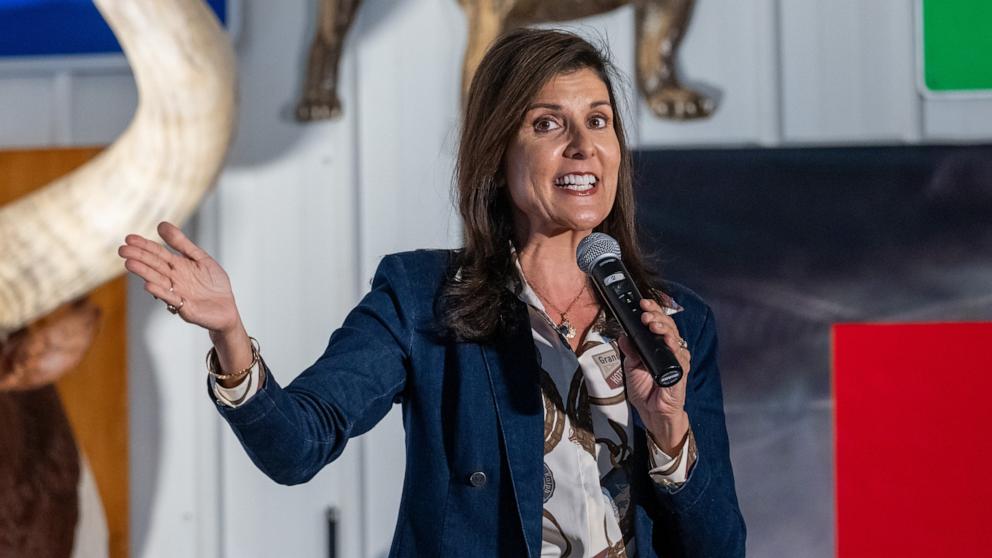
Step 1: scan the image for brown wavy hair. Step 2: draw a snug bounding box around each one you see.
[441,28,661,341]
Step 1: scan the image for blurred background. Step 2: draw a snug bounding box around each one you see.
[0,1,989,557]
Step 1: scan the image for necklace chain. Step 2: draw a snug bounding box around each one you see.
[518,264,588,339]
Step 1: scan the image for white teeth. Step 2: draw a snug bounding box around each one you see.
[554,174,597,187]
[558,183,594,192]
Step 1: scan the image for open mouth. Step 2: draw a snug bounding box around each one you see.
[553,173,598,193]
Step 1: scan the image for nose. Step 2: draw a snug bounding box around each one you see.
[563,127,594,160]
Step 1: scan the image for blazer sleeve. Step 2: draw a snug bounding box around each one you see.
[209,254,414,485]
[649,305,747,556]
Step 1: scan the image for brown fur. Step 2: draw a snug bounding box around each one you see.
[0,387,80,557]
[0,299,99,557]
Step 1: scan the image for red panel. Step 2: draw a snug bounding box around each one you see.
[834,323,992,558]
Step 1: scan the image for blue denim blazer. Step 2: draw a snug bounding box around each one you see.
[212,249,746,557]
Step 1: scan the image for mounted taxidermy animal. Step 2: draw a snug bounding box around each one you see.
[296,0,714,122]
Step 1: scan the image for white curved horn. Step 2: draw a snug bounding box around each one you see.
[0,0,237,335]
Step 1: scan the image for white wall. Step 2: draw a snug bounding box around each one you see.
[1,1,990,557]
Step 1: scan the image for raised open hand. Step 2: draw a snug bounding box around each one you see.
[118,221,241,334]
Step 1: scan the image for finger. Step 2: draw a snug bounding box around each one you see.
[640,297,671,316]
[635,304,680,346]
[123,257,172,287]
[646,321,682,343]
[640,297,663,311]
[659,328,687,357]
[640,308,673,327]
[125,233,178,269]
[642,321,690,370]
[145,280,183,309]
[649,325,682,362]
[119,244,173,279]
[158,221,208,262]
[640,300,676,326]
[674,344,691,378]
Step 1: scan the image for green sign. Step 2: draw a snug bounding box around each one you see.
[922,0,992,92]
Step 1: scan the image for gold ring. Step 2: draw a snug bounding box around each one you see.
[166,298,184,315]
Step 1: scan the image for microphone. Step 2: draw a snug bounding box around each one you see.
[577,233,683,387]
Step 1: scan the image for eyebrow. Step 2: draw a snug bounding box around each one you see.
[525,100,612,111]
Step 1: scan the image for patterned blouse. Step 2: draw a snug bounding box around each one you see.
[514,268,695,558]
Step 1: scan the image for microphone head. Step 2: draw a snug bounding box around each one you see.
[576,232,621,273]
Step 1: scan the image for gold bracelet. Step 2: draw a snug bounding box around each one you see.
[206,337,261,381]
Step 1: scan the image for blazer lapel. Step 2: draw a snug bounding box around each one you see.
[480,301,544,558]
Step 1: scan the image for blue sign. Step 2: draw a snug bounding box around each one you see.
[0,0,228,57]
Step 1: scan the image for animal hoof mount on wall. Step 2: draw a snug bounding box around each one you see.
[645,85,715,119]
[297,96,343,121]
[295,0,716,122]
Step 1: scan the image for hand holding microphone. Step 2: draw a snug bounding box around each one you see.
[577,233,687,387]
[578,233,691,453]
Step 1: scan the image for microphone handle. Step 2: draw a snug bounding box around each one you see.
[588,257,683,387]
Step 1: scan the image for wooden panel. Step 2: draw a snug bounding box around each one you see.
[213,1,364,556]
[636,0,779,147]
[779,0,921,143]
[354,0,463,281]
[57,278,128,558]
[0,148,99,199]
[0,147,128,558]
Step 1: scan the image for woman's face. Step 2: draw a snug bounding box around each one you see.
[504,67,621,240]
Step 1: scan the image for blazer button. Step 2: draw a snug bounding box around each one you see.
[468,471,487,487]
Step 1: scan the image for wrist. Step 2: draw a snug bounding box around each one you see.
[209,319,245,345]
[646,410,690,456]
[209,335,258,389]
[207,322,254,384]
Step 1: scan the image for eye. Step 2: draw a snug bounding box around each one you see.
[533,117,561,133]
[589,114,609,128]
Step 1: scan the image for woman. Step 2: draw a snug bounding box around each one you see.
[119,28,745,557]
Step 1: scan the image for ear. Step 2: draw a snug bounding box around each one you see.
[0,299,101,392]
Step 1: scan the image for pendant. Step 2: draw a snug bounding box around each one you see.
[557,315,576,340]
